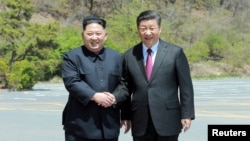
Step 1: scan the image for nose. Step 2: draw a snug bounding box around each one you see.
[145,29,152,35]
[91,34,98,39]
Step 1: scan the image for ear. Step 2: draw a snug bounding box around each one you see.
[81,32,85,43]
[81,32,84,38]
[104,32,108,40]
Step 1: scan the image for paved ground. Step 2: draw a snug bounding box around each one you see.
[0,77,250,141]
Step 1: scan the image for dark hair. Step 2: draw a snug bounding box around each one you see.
[82,15,106,30]
[136,10,161,27]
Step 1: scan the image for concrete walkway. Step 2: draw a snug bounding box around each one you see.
[0,77,250,141]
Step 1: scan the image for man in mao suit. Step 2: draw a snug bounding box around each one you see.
[62,15,130,141]
[123,10,195,141]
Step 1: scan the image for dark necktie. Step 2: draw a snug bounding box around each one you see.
[146,49,152,80]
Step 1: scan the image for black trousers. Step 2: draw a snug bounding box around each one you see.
[65,130,118,141]
[133,113,179,141]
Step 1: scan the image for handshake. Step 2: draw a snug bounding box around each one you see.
[92,92,116,108]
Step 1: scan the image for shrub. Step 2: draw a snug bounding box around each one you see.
[6,60,39,90]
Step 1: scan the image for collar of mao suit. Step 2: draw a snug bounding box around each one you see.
[82,46,105,62]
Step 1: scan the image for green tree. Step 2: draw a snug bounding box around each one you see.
[0,0,60,90]
[0,0,34,70]
[54,27,82,56]
[106,0,145,53]
[205,33,230,60]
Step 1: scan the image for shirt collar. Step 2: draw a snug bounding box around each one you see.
[142,40,159,55]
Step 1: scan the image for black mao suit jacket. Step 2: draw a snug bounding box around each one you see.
[62,46,130,139]
[123,39,195,137]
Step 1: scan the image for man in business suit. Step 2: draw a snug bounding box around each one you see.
[123,10,195,141]
[61,15,130,141]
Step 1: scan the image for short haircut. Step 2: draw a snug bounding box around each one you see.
[82,15,106,30]
[136,10,161,27]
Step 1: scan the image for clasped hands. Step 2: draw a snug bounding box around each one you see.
[92,92,116,108]
[92,92,131,133]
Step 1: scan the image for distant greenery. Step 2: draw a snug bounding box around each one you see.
[0,0,60,90]
[0,0,250,90]
[54,27,82,57]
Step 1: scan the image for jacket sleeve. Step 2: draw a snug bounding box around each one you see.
[112,54,131,120]
[62,53,96,106]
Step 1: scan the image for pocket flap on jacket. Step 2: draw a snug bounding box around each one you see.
[166,100,180,109]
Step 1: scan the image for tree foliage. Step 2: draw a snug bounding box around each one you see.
[0,0,250,90]
[6,60,38,90]
[0,0,59,90]
[105,0,141,52]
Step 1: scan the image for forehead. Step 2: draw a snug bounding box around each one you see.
[84,23,105,31]
[139,19,158,27]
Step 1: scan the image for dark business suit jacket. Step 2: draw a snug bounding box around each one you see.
[124,39,195,137]
[62,46,130,139]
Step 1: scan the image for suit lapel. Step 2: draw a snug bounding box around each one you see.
[133,41,169,82]
[132,44,148,80]
[150,40,169,81]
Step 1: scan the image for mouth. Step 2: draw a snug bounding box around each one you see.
[145,35,153,40]
[91,42,99,47]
